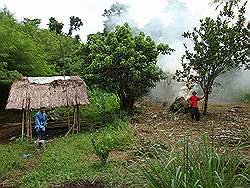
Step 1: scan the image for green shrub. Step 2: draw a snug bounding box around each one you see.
[47,88,120,129]
[80,88,119,122]
[139,135,249,188]
[91,138,111,166]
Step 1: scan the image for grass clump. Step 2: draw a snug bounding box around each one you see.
[91,138,110,166]
[139,135,249,188]
[91,117,133,166]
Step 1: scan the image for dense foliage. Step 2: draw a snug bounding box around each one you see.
[0,10,54,84]
[175,1,249,114]
[0,7,173,113]
[83,23,173,112]
[0,9,83,85]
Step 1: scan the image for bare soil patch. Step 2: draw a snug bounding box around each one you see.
[132,98,250,155]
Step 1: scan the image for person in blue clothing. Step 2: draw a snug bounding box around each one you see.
[34,107,47,147]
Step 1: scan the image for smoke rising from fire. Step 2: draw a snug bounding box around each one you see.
[105,0,250,103]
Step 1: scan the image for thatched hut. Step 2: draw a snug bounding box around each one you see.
[6,76,89,138]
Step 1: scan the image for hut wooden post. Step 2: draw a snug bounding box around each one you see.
[21,110,25,139]
[29,111,32,139]
[67,106,70,129]
[65,86,70,129]
[65,106,76,136]
[73,106,76,130]
[76,104,80,133]
[27,110,30,138]
[26,86,31,139]
[25,110,29,138]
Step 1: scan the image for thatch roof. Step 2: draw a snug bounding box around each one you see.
[6,76,89,110]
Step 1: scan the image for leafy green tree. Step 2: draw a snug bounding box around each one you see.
[0,8,85,107]
[37,29,83,75]
[175,1,249,114]
[56,36,83,75]
[83,23,173,112]
[0,11,54,82]
[212,0,240,5]
[68,16,83,36]
[22,18,41,28]
[48,17,64,34]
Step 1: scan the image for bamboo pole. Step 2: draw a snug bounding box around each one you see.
[27,111,30,138]
[76,104,80,133]
[73,106,76,130]
[67,106,70,129]
[75,91,79,133]
[25,110,28,137]
[65,123,75,137]
[29,111,32,139]
[21,110,25,139]
[65,106,76,136]
[26,97,31,138]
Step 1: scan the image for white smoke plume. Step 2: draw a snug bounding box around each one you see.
[210,70,250,103]
[104,0,250,103]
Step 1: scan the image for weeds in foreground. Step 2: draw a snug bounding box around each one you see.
[20,118,133,187]
[0,138,34,179]
[90,116,133,166]
[91,138,110,166]
[139,135,249,188]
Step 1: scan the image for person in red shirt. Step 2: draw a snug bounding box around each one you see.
[187,91,204,121]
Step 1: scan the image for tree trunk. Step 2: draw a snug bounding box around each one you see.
[203,91,209,115]
[119,95,135,114]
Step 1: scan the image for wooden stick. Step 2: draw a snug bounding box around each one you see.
[21,110,25,139]
[27,110,30,138]
[24,110,26,137]
[65,124,75,137]
[65,86,70,129]
[76,104,80,133]
[29,111,32,139]
[73,106,76,132]
[65,106,76,136]
[67,106,70,129]
[27,85,31,138]
[66,106,76,135]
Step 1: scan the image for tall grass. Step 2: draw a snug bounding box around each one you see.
[139,135,249,188]
[91,118,133,166]
[1,89,133,187]
[20,118,133,187]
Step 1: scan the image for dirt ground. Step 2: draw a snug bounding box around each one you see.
[132,98,250,156]
[0,99,249,187]
[0,98,249,150]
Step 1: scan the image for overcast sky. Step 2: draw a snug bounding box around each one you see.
[1,0,249,41]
